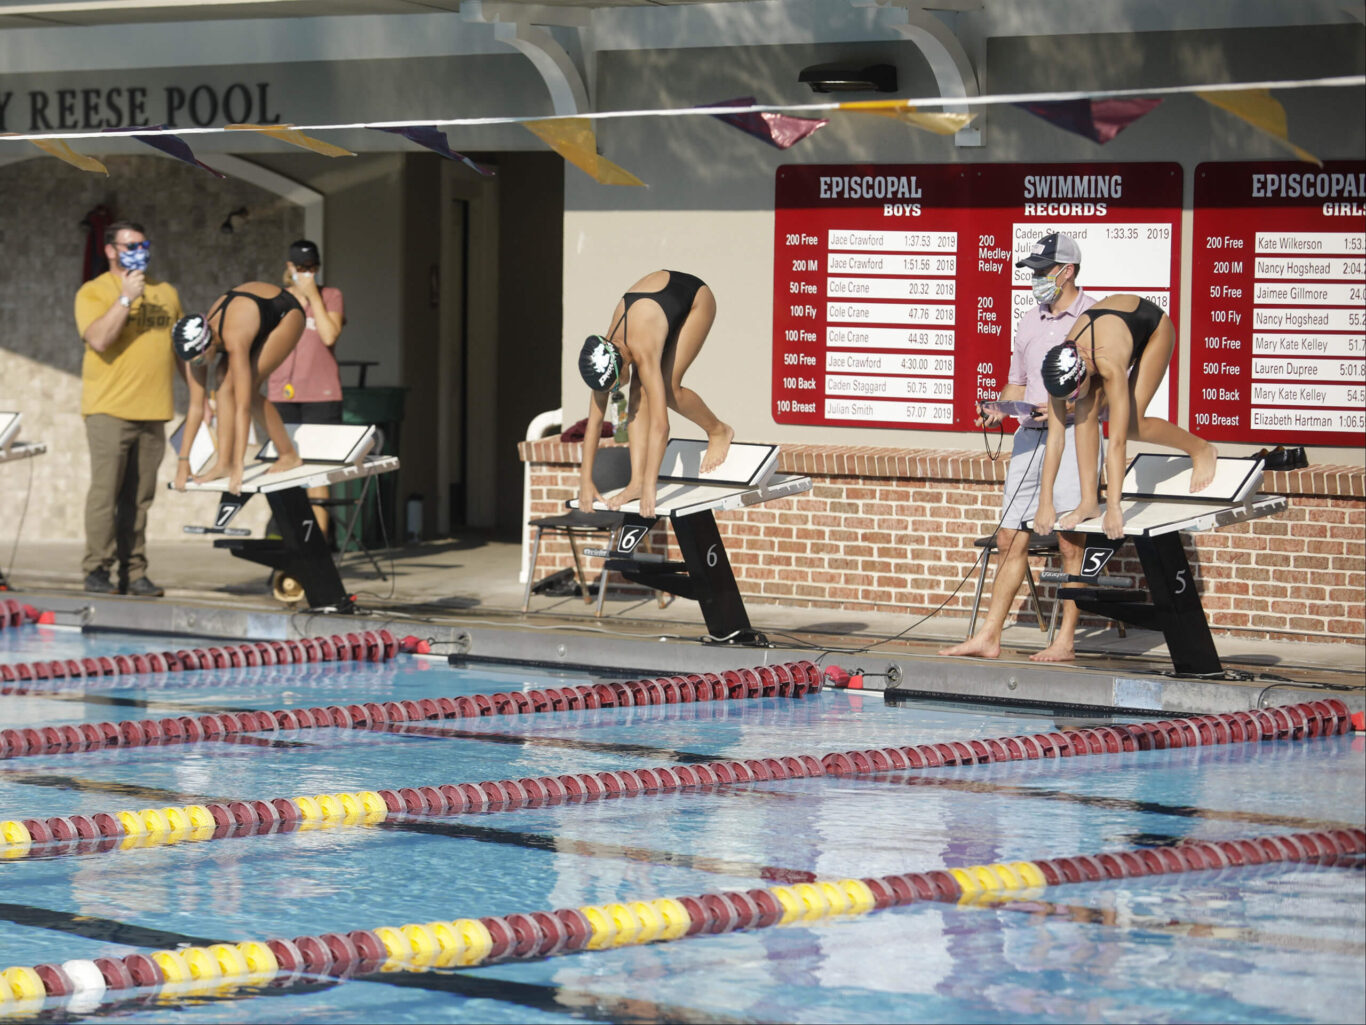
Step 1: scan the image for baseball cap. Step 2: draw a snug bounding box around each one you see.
[288,239,320,266]
[1016,232,1082,271]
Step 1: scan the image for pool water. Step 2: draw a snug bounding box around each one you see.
[1,624,1362,1023]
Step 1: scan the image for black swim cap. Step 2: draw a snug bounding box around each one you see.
[172,314,212,363]
[1042,342,1087,397]
[577,334,620,391]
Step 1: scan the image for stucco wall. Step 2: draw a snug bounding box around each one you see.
[0,154,302,544]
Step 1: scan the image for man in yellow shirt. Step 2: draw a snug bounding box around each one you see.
[74,221,182,596]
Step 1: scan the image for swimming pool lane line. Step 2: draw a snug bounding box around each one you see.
[0,699,1351,861]
[2,827,1361,1014]
[0,630,399,692]
[0,600,41,631]
[0,661,823,759]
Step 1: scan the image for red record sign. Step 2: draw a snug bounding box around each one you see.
[771,162,1183,431]
[1190,161,1366,445]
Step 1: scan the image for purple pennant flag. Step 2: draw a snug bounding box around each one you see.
[710,97,828,150]
[102,124,226,177]
[371,126,493,176]
[1015,98,1163,144]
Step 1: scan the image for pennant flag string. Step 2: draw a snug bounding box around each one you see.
[0,73,1358,143]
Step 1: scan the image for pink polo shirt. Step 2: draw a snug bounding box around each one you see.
[268,286,344,403]
[1008,287,1096,408]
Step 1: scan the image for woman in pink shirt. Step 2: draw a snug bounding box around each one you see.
[268,239,346,534]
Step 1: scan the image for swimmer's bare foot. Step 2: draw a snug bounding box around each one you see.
[194,462,232,484]
[1029,640,1076,663]
[1058,503,1100,531]
[267,451,303,475]
[938,634,1002,659]
[606,482,642,510]
[1190,443,1219,493]
[701,423,734,474]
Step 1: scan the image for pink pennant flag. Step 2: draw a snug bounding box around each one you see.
[710,97,828,149]
[1015,98,1163,144]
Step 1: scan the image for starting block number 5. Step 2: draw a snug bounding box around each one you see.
[1081,546,1117,577]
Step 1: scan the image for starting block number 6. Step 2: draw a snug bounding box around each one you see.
[707,544,719,568]
[618,526,647,553]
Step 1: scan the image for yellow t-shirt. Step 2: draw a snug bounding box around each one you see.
[74,271,182,420]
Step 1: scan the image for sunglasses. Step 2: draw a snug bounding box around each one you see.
[116,240,152,251]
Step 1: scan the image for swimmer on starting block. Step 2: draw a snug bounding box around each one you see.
[170,282,306,495]
[575,270,734,519]
[1036,295,1218,540]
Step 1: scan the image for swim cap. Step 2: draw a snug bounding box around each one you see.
[1042,342,1087,398]
[577,334,620,391]
[172,314,212,363]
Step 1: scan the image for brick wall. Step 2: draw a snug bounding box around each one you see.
[521,440,1365,646]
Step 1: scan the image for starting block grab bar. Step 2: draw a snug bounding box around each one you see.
[0,412,46,463]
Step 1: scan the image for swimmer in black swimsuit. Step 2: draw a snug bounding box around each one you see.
[576,270,733,518]
[170,282,306,495]
[1034,293,1218,541]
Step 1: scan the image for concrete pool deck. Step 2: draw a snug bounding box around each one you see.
[3,535,1362,717]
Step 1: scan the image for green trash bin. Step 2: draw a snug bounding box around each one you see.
[337,386,407,550]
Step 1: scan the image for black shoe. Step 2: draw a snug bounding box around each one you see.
[84,569,117,594]
[127,576,164,598]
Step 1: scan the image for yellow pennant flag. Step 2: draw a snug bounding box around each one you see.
[1196,90,1319,165]
[522,118,645,186]
[839,99,976,136]
[27,138,108,174]
[226,123,355,157]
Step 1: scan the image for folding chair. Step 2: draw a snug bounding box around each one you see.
[967,531,1059,637]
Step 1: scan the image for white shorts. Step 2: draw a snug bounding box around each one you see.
[999,424,1101,531]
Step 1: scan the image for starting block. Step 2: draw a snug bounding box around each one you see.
[1044,454,1286,676]
[175,423,399,612]
[570,439,811,644]
[0,413,46,590]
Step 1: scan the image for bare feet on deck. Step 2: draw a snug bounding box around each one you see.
[267,451,304,475]
[1190,443,1219,492]
[701,423,734,474]
[1057,502,1100,531]
[1029,640,1076,663]
[938,634,1002,659]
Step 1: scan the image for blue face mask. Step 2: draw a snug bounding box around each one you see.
[116,241,150,272]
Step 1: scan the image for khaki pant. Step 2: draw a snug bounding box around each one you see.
[83,414,166,581]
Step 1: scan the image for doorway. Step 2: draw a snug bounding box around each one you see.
[437,153,563,538]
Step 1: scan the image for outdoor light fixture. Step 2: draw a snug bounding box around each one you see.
[798,62,898,93]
